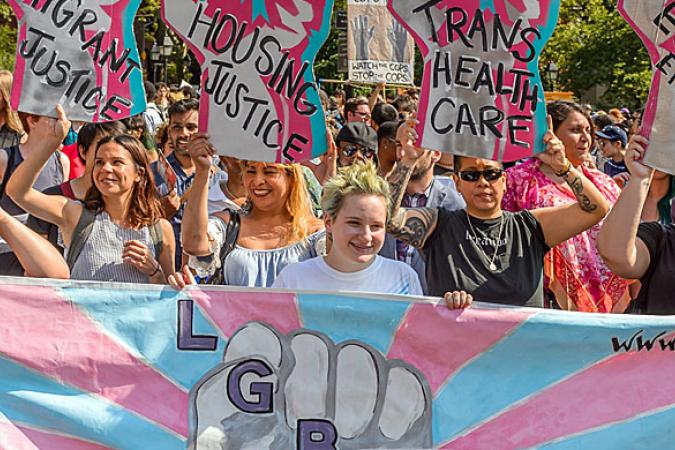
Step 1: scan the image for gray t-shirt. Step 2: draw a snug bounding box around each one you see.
[424,209,550,307]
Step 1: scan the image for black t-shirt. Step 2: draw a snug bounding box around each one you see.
[635,222,675,315]
[424,209,550,307]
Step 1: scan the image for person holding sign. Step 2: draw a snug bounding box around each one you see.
[598,136,675,315]
[502,101,630,313]
[387,117,610,308]
[272,162,422,295]
[6,106,176,284]
[181,135,324,288]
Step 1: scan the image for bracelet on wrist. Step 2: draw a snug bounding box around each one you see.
[148,264,161,278]
[554,160,572,177]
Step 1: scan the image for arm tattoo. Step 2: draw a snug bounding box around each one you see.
[388,207,437,248]
[564,174,598,213]
[387,162,414,219]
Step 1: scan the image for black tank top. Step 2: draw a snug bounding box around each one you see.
[0,145,64,216]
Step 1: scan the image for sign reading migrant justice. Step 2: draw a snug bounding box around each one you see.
[618,0,675,175]
[162,0,332,163]
[388,0,560,161]
[347,0,415,84]
[8,0,146,122]
[2,278,675,449]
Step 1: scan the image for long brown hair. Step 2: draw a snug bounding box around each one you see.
[0,70,23,134]
[84,135,163,228]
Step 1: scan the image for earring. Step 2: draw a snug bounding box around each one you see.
[240,197,253,215]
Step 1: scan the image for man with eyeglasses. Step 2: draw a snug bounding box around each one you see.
[386,120,611,309]
[344,97,372,125]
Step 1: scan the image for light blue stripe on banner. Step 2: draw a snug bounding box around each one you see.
[249,0,270,21]
[540,404,675,449]
[124,0,146,116]
[0,357,184,449]
[63,286,227,390]
[297,293,409,354]
[432,313,673,445]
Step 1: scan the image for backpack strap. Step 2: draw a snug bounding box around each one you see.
[66,207,97,269]
[218,209,240,264]
[148,220,164,261]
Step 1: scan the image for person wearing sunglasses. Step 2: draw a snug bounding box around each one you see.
[386,118,610,309]
[335,122,378,168]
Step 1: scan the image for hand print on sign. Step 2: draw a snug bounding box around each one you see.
[162,0,332,163]
[189,322,432,449]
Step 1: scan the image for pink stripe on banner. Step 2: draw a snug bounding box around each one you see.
[1,423,110,450]
[0,419,40,450]
[192,289,301,337]
[442,334,675,449]
[388,305,531,393]
[0,285,188,438]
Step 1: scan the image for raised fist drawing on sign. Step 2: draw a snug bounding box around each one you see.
[162,0,332,163]
[387,0,559,162]
[189,322,432,449]
[8,0,145,121]
[618,0,675,174]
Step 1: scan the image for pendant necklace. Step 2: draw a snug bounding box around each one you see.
[466,212,505,271]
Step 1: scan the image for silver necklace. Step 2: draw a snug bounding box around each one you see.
[466,212,505,271]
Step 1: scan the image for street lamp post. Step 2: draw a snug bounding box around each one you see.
[150,43,160,83]
[160,35,173,84]
[546,61,559,91]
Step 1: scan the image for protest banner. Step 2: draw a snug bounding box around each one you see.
[347,0,415,85]
[618,0,675,174]
[388,0,560,161]
[8,0,146,122]
[1,277,675,449]
[161,0,332,163]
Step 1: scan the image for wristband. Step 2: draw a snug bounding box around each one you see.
[148,264,161,278]
[554,160,571,177]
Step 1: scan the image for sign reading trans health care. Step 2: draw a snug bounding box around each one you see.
[1,278,675,449]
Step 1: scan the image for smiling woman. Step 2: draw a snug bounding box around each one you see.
[6,110,176,284]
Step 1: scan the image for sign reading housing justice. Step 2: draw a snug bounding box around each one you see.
[388,0,560,161]
[1,278,675,449]
[162,0,333,163]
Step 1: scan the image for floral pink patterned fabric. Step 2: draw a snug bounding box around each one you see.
[503,158,630,313]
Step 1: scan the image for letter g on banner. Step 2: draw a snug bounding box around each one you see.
[188,322,433,449]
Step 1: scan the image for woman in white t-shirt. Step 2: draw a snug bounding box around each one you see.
[272,162,422,296]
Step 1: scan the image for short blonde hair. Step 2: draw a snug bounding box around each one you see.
[321,162,391,220]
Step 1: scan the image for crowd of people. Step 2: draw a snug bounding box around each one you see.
[0,70,673,315]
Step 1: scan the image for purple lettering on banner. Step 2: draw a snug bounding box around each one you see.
[297,419,338,450]
[227,359,274,413]
[177,300,218,351]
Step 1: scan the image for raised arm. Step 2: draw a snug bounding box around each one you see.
[181,133,215,256]
[597,135,653,279]
[0,206,69,278]
[386,120,438,248]
[531,116,610,248]
[5,106,82,240]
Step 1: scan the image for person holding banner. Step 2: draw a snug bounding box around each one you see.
[598,136,675,315]
[6,106,176,284]
[181,135,324,288]
[387,118,610,308]
[272,162,422,295]
[502,101,630,313]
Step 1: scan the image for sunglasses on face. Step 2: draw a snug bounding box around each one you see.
[458,168,503,182]
[341,144,376,159]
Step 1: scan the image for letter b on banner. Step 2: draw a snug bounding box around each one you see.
[297,419,338,450]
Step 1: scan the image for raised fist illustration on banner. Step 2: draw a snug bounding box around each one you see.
[162,0,332,163]
[189,322,432,449]
[389,19,409,63]
[352,15,375,61]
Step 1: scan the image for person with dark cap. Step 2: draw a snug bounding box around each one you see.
[595,124,629,182]
[335,121,378,168]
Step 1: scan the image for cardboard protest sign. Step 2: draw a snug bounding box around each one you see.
[388,0,560,161]
[8,0,146,122]
[348,0,415,84]
[3,277,675,448]
[161,0,332,163]
[618,0,675,174]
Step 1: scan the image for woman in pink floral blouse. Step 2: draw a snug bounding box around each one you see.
[503,101,630,313]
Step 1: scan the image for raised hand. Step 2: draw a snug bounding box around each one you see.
[187,133,215,173]
[389,18,408,62]
[624,135,654,181]
[352,15,375,60]
[32,104,71,153]
[395,118,424,164]
[536,115,569,174]
[189,322,432,449]
[168,264,197,290]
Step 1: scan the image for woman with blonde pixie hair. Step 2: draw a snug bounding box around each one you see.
[0,70,23,148]
[272,162,422,295]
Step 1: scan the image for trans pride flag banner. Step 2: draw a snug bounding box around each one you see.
[1,277,675,449]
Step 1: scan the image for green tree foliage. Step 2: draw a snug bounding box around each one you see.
[541,0,652,109]
[0,3,17,70]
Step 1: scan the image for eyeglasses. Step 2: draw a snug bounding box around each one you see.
[341,144,376,159]
[458,169,503,182]
[354,111,371,119]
